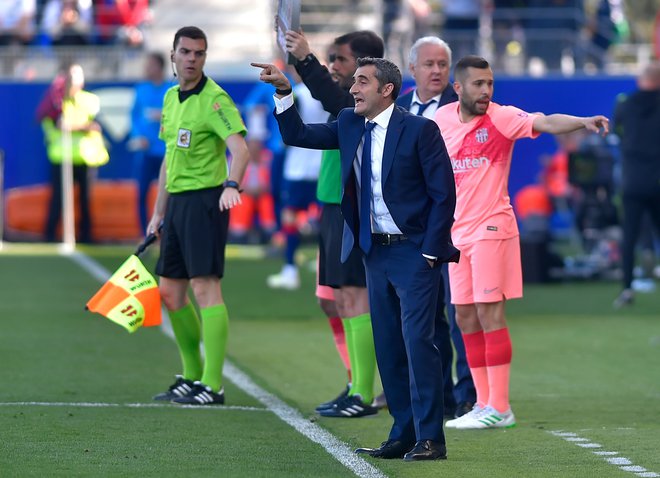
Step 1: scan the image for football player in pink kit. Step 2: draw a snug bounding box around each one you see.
[435,56,609,429]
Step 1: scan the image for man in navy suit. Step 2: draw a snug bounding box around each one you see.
[396,36,476,419]
[253,57,459,461]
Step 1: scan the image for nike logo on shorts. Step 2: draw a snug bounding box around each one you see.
[483,287,499,294]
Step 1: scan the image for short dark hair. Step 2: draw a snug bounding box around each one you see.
[173,26,207,51]
[148,51,166,70]
[454,55,490,83]
[334,30,384,60]
[356,57,402,100]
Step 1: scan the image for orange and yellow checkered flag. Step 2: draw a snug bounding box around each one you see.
[87,234,161,333]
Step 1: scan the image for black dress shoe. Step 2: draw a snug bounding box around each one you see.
[355,440,414,459]
[403,440,447,461]
[454,401,475,418]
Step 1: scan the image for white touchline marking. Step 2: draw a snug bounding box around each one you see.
[0,402,266,412]
[549,431,659,478]
[71,251,387,478]
[607,458,633,466]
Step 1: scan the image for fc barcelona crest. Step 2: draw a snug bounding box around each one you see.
[475,128,488,144]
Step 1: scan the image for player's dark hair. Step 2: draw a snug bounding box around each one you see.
[173,26,207,51]
[454,55,490,83]
[334,30,384,60]
[356,57,402,100]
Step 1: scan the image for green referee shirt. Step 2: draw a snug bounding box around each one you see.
[159,76,247,193]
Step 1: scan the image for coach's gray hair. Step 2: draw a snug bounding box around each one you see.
[409,36,452,66]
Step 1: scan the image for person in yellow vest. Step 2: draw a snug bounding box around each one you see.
[39,62,107,243]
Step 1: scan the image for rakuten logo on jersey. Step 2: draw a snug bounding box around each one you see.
[451,156,490,171]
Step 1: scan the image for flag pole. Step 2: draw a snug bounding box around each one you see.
[60,117,76,253]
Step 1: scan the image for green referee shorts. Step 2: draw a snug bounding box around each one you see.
[156,186,229,279]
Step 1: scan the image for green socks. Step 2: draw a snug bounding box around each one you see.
[342,313,376,404]
[199,304,229,392]
[169,302,202,381]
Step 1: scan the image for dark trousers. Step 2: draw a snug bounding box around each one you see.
[45,163,91,242]
[270,150,286,231]
[437,264,476,411]
[621,191,660,289]
[134,152,163,232]
[365,240,445,444]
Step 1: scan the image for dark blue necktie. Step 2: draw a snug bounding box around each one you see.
[359,121,376,254]
[416,99,436,116]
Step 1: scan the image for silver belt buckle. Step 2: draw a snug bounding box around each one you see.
[384,234,392,245]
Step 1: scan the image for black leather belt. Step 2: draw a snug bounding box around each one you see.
[372,233,408,245]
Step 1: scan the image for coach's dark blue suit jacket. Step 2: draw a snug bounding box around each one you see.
[275,103,459,264]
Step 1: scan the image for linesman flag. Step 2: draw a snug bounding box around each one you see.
[86,233,162,333]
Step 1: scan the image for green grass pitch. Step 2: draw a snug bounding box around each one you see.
[0,243,658,477]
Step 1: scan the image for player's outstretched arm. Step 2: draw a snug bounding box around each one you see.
[533,113,610,136]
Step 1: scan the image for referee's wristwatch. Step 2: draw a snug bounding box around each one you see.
[223,180,243,193]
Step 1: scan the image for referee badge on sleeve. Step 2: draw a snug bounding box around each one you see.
[177,128,192,148]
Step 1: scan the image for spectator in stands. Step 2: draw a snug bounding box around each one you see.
[0,0,36,46]
[37,63,107,243]
[41,0,93,46]
[584,0,617,71]
[128,51,171,232]
[94,0,151,47]
[0,0,36,75]
[441,0,481,60]
[525,0,584,73]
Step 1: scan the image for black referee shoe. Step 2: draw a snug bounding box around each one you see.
[315,385,350,412]
[172,381,225,406]
[153,375,195,401]
[319,394,378,418]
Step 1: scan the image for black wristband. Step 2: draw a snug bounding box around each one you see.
[275,87,292,96]
[224,180,243,193]
[300,53,315,66]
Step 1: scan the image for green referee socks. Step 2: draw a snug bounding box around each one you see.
[342,313,376,404]
[200,304,229,392]
[169,302,203,381]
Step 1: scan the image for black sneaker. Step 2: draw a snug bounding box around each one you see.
[153,375,195,401]
[318,394,378,418]
[171,381,225,405]
[315,385,350,412]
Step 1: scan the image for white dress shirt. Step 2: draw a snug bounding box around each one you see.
[411,90,443,119]
[352,103,403,235]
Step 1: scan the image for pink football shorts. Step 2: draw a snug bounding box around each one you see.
[449,237,523,304]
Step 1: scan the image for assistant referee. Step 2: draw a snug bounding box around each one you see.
[148,26,250,405]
